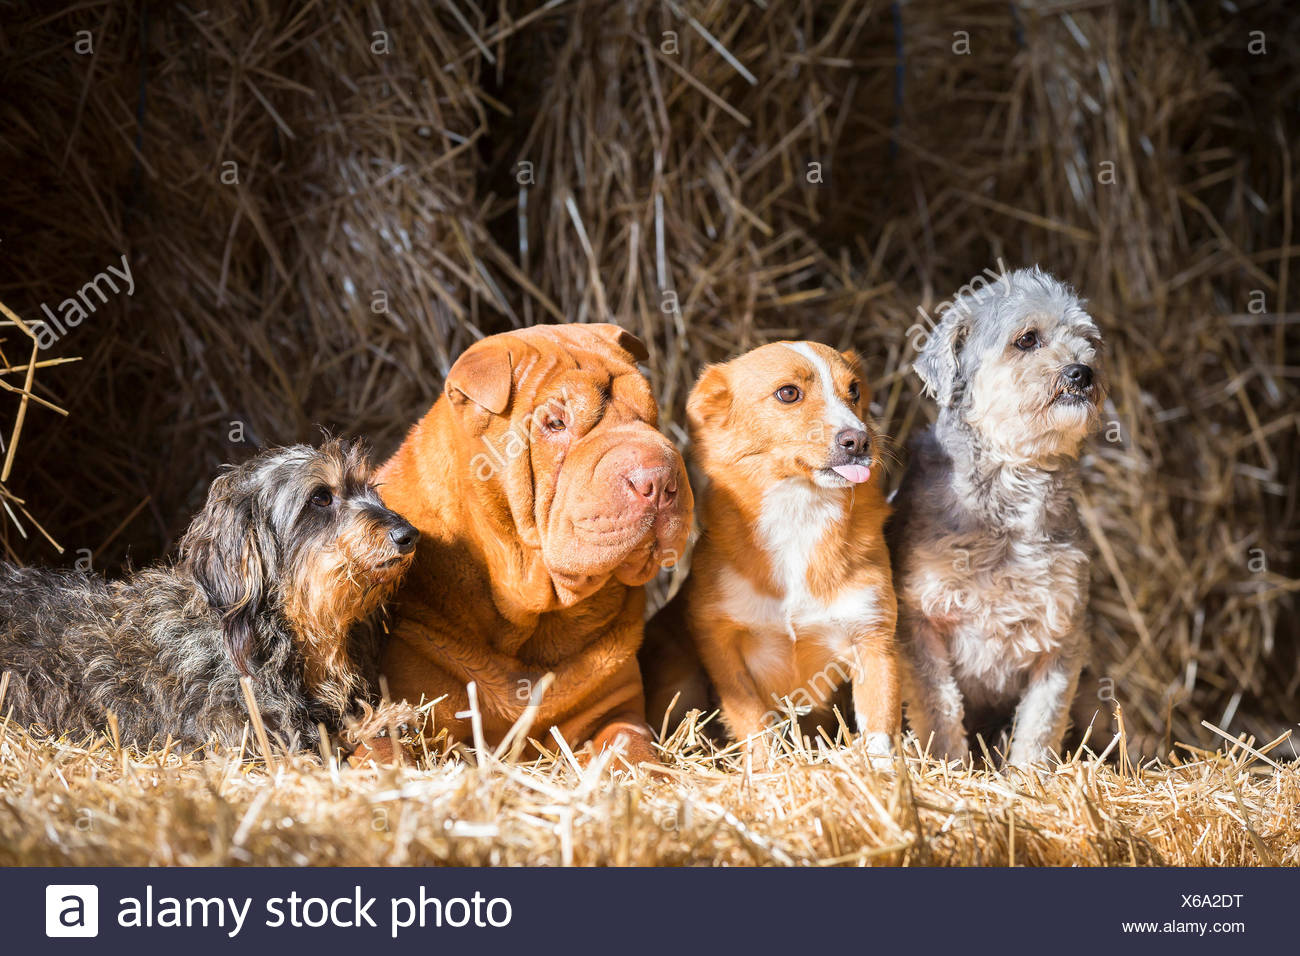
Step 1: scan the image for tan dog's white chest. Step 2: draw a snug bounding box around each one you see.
[710,480,887,699]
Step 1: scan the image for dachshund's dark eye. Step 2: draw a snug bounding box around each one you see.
[775,385,802,404]
[1014,331,1040,351]
[543,414,567,433]
[310,488,333,508]
[847,382,860,403]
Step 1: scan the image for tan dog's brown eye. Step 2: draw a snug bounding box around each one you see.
[543,415,567,433]
[847,382,860,402]
[775,385,802,404]
[1014,331,1040,351]
[310,488,333,508]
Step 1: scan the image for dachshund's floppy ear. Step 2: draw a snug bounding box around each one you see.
[913,306,970,407]
[179,468,273,676]
[445,340,512,415]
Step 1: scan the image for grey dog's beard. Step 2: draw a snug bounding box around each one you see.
[945,403,1094,468]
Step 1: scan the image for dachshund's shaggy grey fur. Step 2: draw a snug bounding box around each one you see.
[0,440,417,752]
[889,267,1105,767]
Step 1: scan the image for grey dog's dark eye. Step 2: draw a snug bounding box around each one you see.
[1014,331,1040,350]
[775,385,802,404]
[309,488,333,508]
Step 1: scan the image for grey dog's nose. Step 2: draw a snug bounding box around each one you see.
[1063,364,1093,389]
[835,428,871,457]
[389,523,419,554]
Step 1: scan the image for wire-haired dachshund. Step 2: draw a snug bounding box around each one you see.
[0,439,417,752]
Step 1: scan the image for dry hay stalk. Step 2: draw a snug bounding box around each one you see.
[0,297,75,558]
[0,711,1296,867]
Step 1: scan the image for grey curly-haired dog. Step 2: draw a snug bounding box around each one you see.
[889,267,1105,767]
[0,440,418,752]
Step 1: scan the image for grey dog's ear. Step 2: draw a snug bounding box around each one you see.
[913,307,969,407]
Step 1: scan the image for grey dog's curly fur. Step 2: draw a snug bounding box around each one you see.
[889,268,1105,768]
[0,440,417,752]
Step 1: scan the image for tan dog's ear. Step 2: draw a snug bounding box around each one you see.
[686,363,731,432]
[445,341,512,414]
[585,323,650,363]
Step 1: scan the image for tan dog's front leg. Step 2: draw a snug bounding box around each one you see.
[695,623,776,763]
[849,635,900,765]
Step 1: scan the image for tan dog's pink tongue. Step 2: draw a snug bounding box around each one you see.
[832,464,872,483]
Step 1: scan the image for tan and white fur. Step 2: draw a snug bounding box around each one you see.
[641,342,898,764]
[889,267,1105,767]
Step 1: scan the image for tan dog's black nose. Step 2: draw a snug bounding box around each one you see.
[835,427,871,457]
[626,465,678,509]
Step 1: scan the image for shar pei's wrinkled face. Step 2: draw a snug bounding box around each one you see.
[446,323,693,605]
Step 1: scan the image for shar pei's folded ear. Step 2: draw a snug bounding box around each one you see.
[566,322,650,364]
[445,339,513,415]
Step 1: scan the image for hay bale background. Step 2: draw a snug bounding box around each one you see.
[0,0,1295,754]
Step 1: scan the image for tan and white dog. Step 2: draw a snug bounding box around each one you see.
[641,343,898,763]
